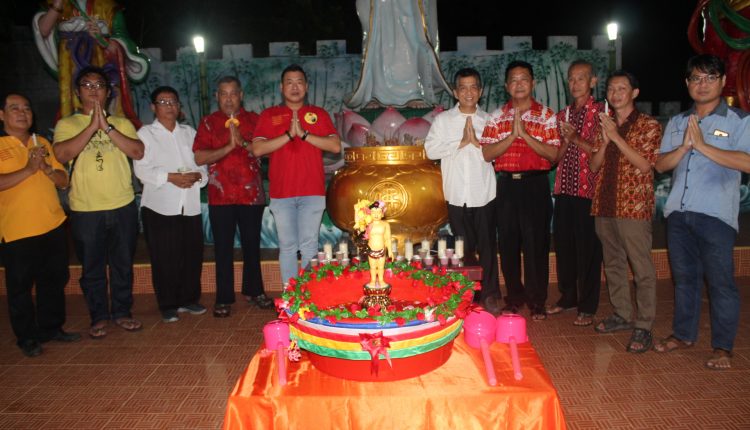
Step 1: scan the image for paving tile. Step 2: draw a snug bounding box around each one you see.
[0,278,748,429]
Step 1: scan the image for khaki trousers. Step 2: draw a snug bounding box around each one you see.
[595,217,656,330]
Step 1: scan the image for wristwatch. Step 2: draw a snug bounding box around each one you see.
[301,130,309,141]
[104,124,115,134]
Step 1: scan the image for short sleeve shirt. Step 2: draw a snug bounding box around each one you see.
[53,114,138,212]
[192,109,265,206]
[253,105,337,199]
[659,101,750,231]
[480,99,560,172]
[553,97,603,199]
[0,134,66,242]
[591,110,662,220]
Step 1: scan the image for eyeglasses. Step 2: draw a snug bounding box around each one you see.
[687,74,721,84]
[79,82,108,90]
[154,100,180,107]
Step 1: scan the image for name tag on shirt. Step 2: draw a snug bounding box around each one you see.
[713,129,729,137]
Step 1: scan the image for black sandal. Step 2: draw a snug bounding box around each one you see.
[626,328,653,354]
[594,314,633,333]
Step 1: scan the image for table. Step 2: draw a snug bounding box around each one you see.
[223,336,567,429]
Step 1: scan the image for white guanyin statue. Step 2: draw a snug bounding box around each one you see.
[345,0,452,109]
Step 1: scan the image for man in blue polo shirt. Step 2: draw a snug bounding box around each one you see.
[654,54,750,370]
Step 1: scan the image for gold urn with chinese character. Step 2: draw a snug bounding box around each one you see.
[326,146,447,254]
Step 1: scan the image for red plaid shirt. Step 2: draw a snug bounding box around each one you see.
[553,97,604,199]
[480,99,560,172]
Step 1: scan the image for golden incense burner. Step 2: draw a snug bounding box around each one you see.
[326,146,447,254]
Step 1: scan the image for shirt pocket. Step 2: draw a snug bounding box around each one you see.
[706,132,730,149]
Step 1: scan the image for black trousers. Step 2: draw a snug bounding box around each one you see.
[142,207,203,312]
[552,195,602,314]
[447,200,499,302]
[1,224,69,345]
[496,174,551,309]
[208,204,265,305]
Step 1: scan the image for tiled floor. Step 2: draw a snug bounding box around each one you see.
[0,278,748,429]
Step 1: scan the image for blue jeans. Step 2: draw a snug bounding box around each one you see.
[667,211,739,351]
[70,201,138,325]
[269,196,325,285]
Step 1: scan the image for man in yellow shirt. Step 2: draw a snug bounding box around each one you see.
[0,92,79,357]
[53,66,145,339]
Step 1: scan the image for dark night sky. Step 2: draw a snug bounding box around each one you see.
[5,0,697,104]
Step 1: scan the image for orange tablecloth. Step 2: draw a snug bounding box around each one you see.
[223,336,566,429]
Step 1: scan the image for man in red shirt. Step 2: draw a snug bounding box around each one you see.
[193,76,273,318]
[252,65,341,286]
[481,61,560,320]
[548,60,604,327]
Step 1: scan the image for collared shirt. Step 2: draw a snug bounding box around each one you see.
[135,120,208,216]
[424,103,495,207]
[553,97,603,199]
[480,99,560,172]
[0,134,66,242]
[591,110,662,220]
[660,100,750,231]
[53,113,138,212]
[192,108,264,206]
[253,104,337,199]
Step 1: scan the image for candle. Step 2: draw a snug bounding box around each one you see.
[445,248,454,259]
[455,236,464,259]
[421,239,430,253]
[317,251,326,261]
[437,238,447,258]
[565,106,570,123]
[404,239,413,261]
[339,241,348,257]
[323,243,333,260]
[423,255,433,266]
[391,238,398,256]
[604,100,609,115]
[451,255,460,266]
[32,133,39,147]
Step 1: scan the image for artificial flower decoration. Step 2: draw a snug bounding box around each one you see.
[277,260,475,326]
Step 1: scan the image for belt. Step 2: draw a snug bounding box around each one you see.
[498,170,549,180]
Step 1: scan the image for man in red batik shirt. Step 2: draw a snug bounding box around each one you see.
[547,60,604,327]
[481,60,560,320]
[193,76,273,318]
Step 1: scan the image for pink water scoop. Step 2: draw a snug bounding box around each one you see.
[495,314,528,381]
[263,320,291,386]
[463,311,498,386]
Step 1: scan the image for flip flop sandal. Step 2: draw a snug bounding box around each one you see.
[88,322,107,340]
[545,305,575,315]
[705,349,732,370]
[626,328,653,353]
[573,313,594,326]
[114,318,143,332]
[653,335,694,353]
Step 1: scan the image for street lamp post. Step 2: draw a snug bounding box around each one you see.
[193,36,209,118]
[607,22,618,74]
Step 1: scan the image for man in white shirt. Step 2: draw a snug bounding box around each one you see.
[425,68,499,313]
[134,86,208,323]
